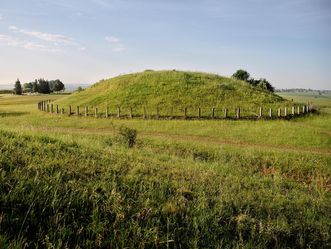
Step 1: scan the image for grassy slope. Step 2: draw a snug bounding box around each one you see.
[0,93,330,248]
[56,71,289,116]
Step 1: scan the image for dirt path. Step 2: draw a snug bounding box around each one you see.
[19,125,331,156]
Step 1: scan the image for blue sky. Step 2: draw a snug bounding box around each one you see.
[0,0,330,89]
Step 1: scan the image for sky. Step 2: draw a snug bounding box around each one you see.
[0,0,330,89]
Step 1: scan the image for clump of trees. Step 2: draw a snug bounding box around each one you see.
[22,79,65,94]
[232,69,275,92]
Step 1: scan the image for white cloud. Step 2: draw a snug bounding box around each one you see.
[105,36,120,43]
[112,46,126,52]
[105,36,126,52]
[8,25,85,51]
[9,26,73,44]
[91,0,112,8]
[0,34,60,53]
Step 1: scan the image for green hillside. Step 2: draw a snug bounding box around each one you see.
[56,70,289,116]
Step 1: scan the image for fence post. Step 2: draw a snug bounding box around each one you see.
[50,104,54,113]
[269,108,272,118]
[85,106,88,117]
[292,106,295,115]
[95,107,98,118]
[56,105,59,114]
[105,105,109,118]
[143,107,147,119]
[297,106,300,115]
[198,108,201,119]
[236,108,240,119]
[117,107,121,118]
[284,107,288,117]
[184,107,187,119]
[302,106,306,114]
[211,108,215,119]
[156,107,159,119]
[129,107,133,119]
[258,107,262,118]
[278,108,281,117]
[68,106,72,116]
[61,108,64,115]
[224,108,228,118]
[76,106,80,116]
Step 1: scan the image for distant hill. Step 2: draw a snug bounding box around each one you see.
[56,70,290,116]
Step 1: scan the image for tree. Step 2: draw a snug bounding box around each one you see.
[76,86,84,92]
[32,81,39,93]
[52,80,65,92]
[13,79,22,95]
[37,79,51,94]
[232,69,250,82]
[257,78,275,92]
[23,82,33,93]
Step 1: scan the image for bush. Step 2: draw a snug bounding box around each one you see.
[118,126,137,148]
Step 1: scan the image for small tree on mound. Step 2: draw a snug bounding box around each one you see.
[257,78,275,92]
[232,70,275,92]
[232,70,250,82]
[13,79,22,95]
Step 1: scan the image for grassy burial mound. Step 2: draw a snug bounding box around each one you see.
[56,70,290,117]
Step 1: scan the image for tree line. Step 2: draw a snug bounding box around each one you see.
[13,79,65,95]
[232,69,275,92]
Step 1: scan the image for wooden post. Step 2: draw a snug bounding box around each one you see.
[50,104,54,113]
[292,106,295,115]
[129,107,133,119]
[85,106,89,117]
[68,105,72,116]
[156,107,159,119]
[56,105,59,114]
[95,107,98,118]
[198,108,201,119]
[258,107,262,118]
[105,105,109,118]
[236,108,240,119]
[224,108,228,118]
[76,106,80,116]
[143,107,147,119]
[61,108,64,115]
[284,107,288,117]
[297,106,300,115]
[302,106,306,114]
[269,108,272,118]
[184,107,187,119]
[278,108,281,117]
[211,108,215,119]
[117,107,121,118]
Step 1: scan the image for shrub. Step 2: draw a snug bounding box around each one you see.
[118,126,137,148]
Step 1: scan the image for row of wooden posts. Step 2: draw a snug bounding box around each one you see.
[37,100,313,120]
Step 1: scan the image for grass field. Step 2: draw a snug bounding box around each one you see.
[0,92,330,248]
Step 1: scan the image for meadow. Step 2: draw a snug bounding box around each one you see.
[0,92,330,248]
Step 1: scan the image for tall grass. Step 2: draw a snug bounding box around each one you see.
[0,130,330,248]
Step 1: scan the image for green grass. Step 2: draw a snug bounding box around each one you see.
[55,70,291,117]
[0,93,330,248]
